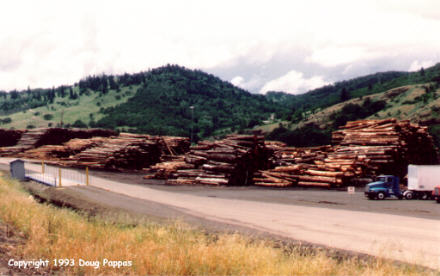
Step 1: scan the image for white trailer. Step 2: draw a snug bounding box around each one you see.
[405,165,440,199]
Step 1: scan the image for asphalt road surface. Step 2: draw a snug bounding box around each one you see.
[2,159,440,270]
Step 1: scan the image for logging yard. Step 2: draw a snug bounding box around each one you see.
[0,118,439,274]
[0,118,437,188]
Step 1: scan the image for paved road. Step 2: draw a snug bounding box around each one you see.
[146,183,440,220]
[2,159,440,270]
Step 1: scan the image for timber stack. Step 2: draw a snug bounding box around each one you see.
[21,137,109,161]
[159,136,191,159]
[143,156,194,179]
[331,118,438,176]
[255,118,438,188]
[13,130,189,171]
[254,145,343,188]
[0,128,116,157]
[163,133,272,186]
[0,129,24,147]
[118,133,190,160]
[74,136,162,170]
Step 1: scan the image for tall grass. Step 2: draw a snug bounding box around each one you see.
[0,175,434,275]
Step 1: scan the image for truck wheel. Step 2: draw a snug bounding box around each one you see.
[404,191,413,200]
[437,198,440,204]
[377,192,385,200]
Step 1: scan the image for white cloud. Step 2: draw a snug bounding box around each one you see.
[260,70,330,95]
[230,75,265,91]
[408,60,435,72]
[231,76,244,87]
[306,47,381,67]
[0,0,440,91]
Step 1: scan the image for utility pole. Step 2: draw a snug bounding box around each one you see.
[190,106,194,144]
[60,110,64,128]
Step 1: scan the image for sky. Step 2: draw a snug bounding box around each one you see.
[1,0,440,94]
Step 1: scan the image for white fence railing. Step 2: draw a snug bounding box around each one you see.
[24,161,88,187]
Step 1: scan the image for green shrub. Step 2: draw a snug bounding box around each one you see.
[0,117,12,124]
[71,119,87,128]
[402,100,416,105]
[431,105,440,112]
[267,124,331,147]
[330,99,386,128]
[43,114,53,120]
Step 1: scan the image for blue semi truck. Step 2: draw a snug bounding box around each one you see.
[365,165,440,200]
[364,175,403,200]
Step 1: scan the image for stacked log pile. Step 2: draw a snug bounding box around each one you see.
[143,156,194,179]
[7,130,189,171]
[0,128,116,157]
[34,128,116,148]
[118,133,190,160]
[264,141,287,151]
[331,119,438,176]
[74,136,162,170]
[255,119,438,188]
[271,145,333,166]
[21,137,109,160]
[0,129,25,147]
[161,134,271,186]
[253,145,343,188]
[264,141,287,165]
[21,145,66,160]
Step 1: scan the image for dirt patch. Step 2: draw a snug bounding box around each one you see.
[385,87,409,99]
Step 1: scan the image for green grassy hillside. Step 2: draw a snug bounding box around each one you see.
[272,64,440,122]
[0,85,137,129]
[266,82,440,147]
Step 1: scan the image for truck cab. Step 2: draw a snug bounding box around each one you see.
[433,186,440,203]
[365,175,403,200]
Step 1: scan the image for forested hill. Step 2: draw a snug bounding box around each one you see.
[94,65,287,139]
